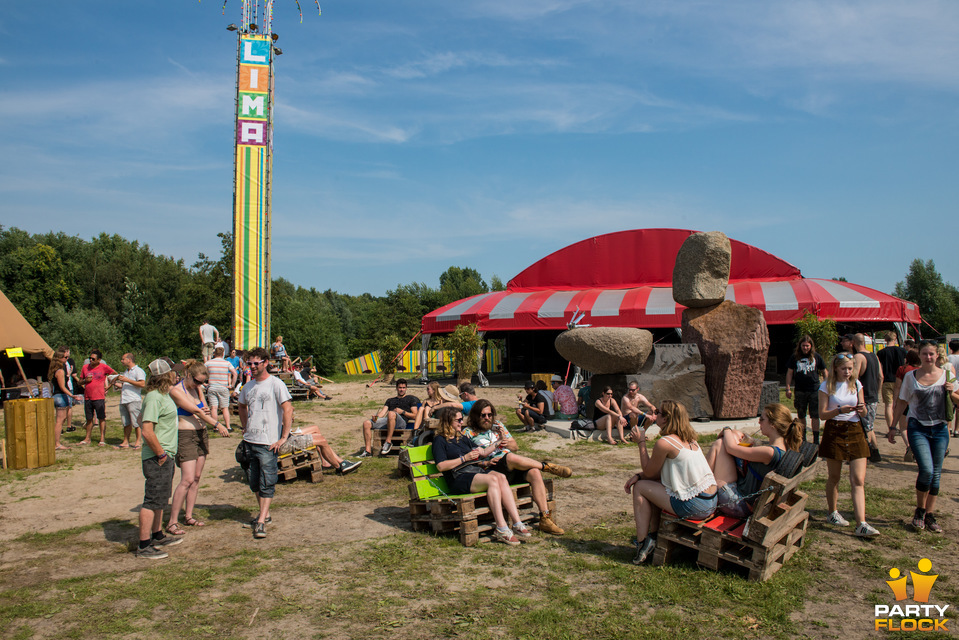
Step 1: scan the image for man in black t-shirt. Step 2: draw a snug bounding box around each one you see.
[516,381,549,431]
[876,331,907,434]
[854,334,884,462]
[358,379,421,457]
[785,337,826,443]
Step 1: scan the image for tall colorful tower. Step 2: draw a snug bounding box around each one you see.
[230,2,274,350]
[223,1,318,349]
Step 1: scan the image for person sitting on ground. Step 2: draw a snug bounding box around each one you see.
[432,407,529,545]
[624,400,717,565]
[293,363,331,400]
[551,375,578,416]
[594,385,629,445]
[293,423,362,475]
[706,403,804,518]
[463,399,570,535]
[516,381,549,431]
[357,378,420,457]
[621,382,656,430]
[577,378,591,418]
[271,336,292,372]
[536,380,556,418]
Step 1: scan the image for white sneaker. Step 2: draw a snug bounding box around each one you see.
[854,522,880,538]
[512,523,533,540]
[827,511,849,527]
[380,442,393,455]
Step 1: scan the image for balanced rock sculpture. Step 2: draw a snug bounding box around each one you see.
[555,327,653,375]
[682,301,769,419]
[672,231,731,308]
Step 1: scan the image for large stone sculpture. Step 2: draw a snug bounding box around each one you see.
[672,231,730,308]
[554,327,653,375]
[682,301,769,419]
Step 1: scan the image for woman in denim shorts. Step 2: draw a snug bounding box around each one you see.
[707,403,804,519]
[49,349,78,451]
[624,400,717,565]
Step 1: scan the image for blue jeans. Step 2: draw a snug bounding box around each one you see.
[669,491,717,520]
[247,442,278,499]
[907,418,949,495]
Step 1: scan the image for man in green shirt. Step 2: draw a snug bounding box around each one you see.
[136,358,184,559]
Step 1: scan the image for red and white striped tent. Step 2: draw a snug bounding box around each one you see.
[422,229,920,334]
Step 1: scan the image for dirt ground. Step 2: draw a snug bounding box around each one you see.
[1,380,957,638]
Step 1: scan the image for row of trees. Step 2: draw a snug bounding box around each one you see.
[0,226,504,374]
[2,226,955,374]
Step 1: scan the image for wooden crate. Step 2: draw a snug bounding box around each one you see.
[277,446,324,483]
[652,458,818,581]
[3,398,56,470]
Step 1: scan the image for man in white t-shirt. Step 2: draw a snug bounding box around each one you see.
[115,353,146,449]
[206,346,238,433]
[238,347,292,540]
[199,321,219,362]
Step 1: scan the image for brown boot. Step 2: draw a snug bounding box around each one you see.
[538,512,564,535]
[542,461,572,478]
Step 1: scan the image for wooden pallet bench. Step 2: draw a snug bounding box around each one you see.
[652,441,819,581]
[407,444,554,546]
[277,446,324,483]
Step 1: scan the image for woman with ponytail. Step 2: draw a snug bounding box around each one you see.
[706,403,804,518]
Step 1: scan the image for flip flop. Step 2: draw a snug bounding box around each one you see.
[184,517,205,527]
[77,441,90,446]
[132,444,142,449]
[167,522,186,536]
[116,444,130,449]
[97,442,106,447]
[55,445,70,451]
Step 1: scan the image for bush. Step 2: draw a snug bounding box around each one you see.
[443,324,484,385]
[793,312,838,363]
[41,304,123,361]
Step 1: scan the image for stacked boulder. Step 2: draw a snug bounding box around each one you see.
[675,232,769,418]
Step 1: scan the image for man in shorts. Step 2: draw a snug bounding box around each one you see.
[853,333,884,463]
[238,347,293,540]
[79,349,116,446]
[876,331,907,436]
[199,320,219,362]
[357,378,421,457]
[205,346,238,433]
[136,358,183,559]
[785,337,826,444]
[621,382,657,429]
[115,353,146,449]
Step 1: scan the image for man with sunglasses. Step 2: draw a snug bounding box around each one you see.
[464,400,571,535]
[237,347,293,539]
[79,349,117,446]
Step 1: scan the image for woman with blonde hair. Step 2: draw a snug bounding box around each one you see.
[707,403,804,518]
[431,407,529,545]
[624,400,717,564]
[819,352,879,537]
[166,360,229,535]
[411,381,445,431]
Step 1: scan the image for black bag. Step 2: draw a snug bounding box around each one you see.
[235,441,251,471]
[570,418,593,431]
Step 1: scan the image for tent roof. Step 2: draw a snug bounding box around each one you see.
[0,289,54,357]
[423,229,921,333]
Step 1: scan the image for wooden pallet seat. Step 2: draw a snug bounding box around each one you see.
[652,441,819,581]
[406,444,554,546]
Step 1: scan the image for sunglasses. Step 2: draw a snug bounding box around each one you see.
[193,377,209,384]
[604,391,613,396]
[835,353,855,360]
[480,412,493,418]
[454,418,463,423]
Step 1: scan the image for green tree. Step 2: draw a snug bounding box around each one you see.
[438,323,484,386]
[894,259,959,334]
[41,304,122,359]
[0,243,73,325]
[490,274,506,291]
[439,266,488,303]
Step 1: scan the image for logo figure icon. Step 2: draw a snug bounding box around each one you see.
[886,558,938,602]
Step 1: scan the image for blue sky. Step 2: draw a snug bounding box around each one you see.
[3,1,958,297]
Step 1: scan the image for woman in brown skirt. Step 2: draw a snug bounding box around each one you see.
[818,352,880,538]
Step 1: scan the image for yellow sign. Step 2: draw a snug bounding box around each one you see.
[5,347,23,358]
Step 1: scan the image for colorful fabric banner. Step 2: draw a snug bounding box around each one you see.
[233,34,273,349]
[343,347,504,376]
